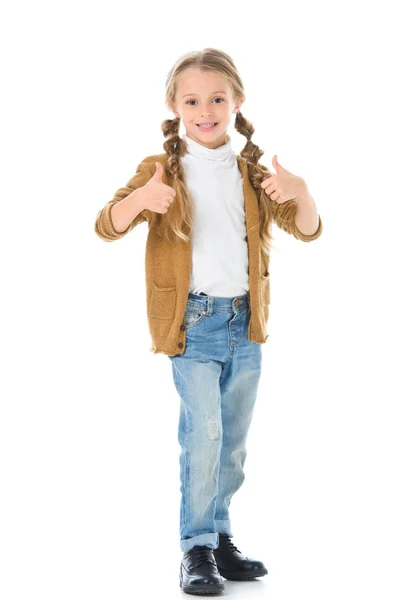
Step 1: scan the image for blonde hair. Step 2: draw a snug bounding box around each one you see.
[161,47,275,258]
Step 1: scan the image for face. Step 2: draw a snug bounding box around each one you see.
[171,68,243,150]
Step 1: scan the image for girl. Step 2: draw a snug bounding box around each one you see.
[95,48,322,596]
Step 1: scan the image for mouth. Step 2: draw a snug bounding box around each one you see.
[196,122,218,130]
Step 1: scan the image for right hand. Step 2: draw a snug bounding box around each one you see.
[139,162,176,214]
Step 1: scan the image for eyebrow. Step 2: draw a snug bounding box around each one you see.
[181,91,228,98]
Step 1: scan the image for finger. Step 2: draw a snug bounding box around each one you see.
[263,181,276,195]
[153,161,163,181]
[270,190,280,201]
[168,186,177,197]
[261,176,275,189]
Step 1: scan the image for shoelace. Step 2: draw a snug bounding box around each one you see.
[191,545,216,566]
[219,535,241,554]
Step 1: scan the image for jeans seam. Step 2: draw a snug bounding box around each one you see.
[185,410,190,537]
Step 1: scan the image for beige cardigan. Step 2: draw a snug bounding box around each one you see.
[94,153,323,356]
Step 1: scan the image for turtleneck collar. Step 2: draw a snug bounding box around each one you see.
[182,132,233,161]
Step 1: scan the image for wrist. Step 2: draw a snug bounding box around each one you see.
[131,186,147,211]
[296,185,314,206]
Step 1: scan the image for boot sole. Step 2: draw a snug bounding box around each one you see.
[218,567,268,580]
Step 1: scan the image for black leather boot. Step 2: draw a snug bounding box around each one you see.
[213,534,268,581]
[180,545,225,595]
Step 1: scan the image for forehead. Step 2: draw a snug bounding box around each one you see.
[176,68,231,97]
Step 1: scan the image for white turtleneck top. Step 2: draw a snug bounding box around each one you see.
[181,132,249,297]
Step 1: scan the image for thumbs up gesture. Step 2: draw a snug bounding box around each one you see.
[140,162,177,214]
[260,155,307,204]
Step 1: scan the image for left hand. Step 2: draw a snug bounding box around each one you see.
[260,155,307,204]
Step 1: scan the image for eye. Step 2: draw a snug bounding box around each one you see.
[186,98,225,106]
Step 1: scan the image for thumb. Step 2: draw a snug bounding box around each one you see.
[153,161,163,181]
[272,154,284,172]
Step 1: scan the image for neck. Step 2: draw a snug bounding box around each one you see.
[185,132,229,150]
[182,132,232,161]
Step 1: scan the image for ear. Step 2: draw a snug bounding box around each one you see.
[171,105,180,120]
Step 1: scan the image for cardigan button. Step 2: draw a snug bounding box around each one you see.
[180,324,185,331]
[178,342,183,349]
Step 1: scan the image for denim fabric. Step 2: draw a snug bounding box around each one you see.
[168,290,263,552]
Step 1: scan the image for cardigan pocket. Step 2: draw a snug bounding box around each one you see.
[149,282,177,319]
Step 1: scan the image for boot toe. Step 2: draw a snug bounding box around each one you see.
[192,573,223,585]
[181,575,225,595]
[246,558,265,569]
[243,558,268,576]
[180,547,225,595]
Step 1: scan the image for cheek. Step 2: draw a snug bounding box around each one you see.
[218,106,229,117]
[181,109,194,123]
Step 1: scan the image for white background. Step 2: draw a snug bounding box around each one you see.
[1,0,399,598]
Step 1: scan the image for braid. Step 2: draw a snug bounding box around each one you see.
[158,116,192,243]
[160,116,185,179]
[234,110,275,254]
[234,110,271,185]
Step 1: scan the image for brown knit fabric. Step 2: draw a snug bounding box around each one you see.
[94,153,323,355]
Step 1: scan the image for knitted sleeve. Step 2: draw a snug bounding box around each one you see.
[269,198,323,242]
[94,160,152,242]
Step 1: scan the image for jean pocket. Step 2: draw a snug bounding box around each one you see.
[184,302,206,330]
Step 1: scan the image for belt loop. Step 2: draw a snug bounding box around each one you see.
[207,295,212,315]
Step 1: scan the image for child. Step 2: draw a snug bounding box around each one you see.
[94,48,322,596]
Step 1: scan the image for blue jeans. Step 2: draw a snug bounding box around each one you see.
[168,291,263,552]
